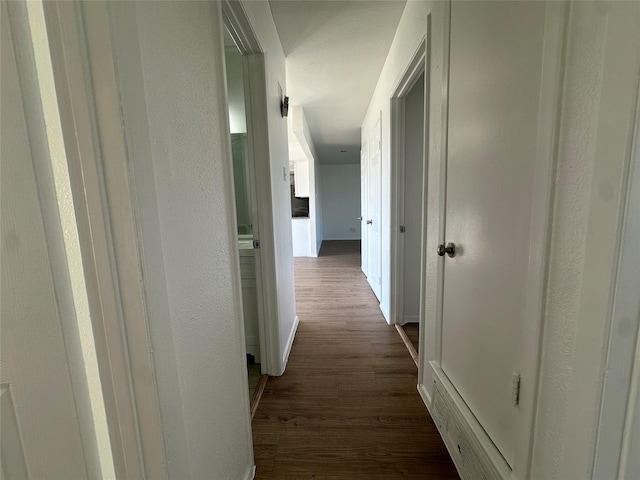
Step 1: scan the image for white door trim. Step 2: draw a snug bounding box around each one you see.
[511,3,569,477]
[592,68,640,480]
[43,2,166,478]
[222,0,281,376]
[390,36,428,330]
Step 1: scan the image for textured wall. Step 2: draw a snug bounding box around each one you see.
[320,164,361,241]
[109,2,253,478]
[361,0,442,324]
[531,3,640,478]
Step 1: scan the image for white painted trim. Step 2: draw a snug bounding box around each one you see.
[243,465,256,480]
[222,0,281,377]
[592,52,640,480]
[401,316,420,325]
[418,13,433,388]
[43,2,166,477]
[6,2,106,474]
[280,316,299,375]
[512,3,569,478]
[322,237,362,241]
[418,382,432,408]
[430,363,511,480]
[433,0,451,369]
[421,381,473,480]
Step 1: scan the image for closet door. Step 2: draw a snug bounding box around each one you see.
[441,1,547,467]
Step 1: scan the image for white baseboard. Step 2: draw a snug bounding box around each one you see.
[428,362,510,480]
[418,382,432,408]
[402,315,419,324]
[380,302,391,325]
[243,464,256,480]
[322,237,361,241]
[280,315,299,375]
[245,343,261,364]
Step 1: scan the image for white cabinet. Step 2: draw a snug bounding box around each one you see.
[239,251,260,363]
[293,160,309,197]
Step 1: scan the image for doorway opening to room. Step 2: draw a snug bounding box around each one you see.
[390,39,428,367]
[222,2,278,417]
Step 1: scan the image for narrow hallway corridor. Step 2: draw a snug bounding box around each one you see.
[252,241,458,478]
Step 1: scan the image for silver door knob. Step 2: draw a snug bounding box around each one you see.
[437,242,456,258]
[366,219,373,225]
[357,216,363,221]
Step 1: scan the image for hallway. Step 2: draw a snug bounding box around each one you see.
[252,241,458,478]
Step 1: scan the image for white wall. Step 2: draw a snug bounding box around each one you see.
[289,106,321,257]
[293,159,309,197]
[320,164,361,241]
[241,0,298,372]
[108,2,253,478]
[226,49,247,134]
[315,163,323,252]
[291,218,312,257]
[364,1,640,478]
[309,157,320,254]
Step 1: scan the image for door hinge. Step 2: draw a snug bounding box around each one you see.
[400,225,406,233]
[511,373,521,406]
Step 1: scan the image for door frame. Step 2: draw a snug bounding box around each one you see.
[592,73,640,480]
[222,0,280,376]
[43,2,166,477]
[427,2,569,478]
[390,37,428,328]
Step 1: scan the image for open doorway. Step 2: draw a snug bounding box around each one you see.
[221,7,275,417]
[391,39,428,367]
[223,27,267,416]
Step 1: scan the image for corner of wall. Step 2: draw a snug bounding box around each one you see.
[279,315,299,375]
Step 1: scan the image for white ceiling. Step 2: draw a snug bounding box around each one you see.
[269,0,406,165]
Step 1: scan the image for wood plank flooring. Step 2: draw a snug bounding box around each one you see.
[252,241,458,479]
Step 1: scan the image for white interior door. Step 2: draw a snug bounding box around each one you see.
[1,7,89,478]
[440,1,547,467]
[360,148,368,276]
[366,117,382,301]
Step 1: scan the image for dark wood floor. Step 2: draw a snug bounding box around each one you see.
[252,240,458,479]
